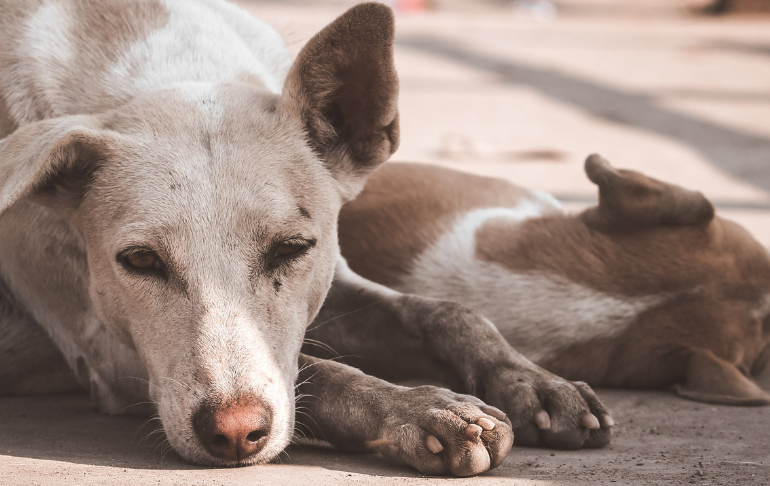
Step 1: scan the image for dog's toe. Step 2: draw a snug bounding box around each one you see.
[370,386,513,476]
[483,369,613,449]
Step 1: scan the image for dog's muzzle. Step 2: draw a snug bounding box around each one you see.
[192,394,273,463]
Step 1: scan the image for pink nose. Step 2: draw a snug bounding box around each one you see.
[193,396,272,462]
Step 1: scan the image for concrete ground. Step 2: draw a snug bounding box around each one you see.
[2,1,770,485]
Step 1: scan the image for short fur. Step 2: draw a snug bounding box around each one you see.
[339,157,770,406]
[0,0,615,476]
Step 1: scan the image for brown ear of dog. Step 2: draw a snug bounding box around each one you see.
[279,2,399,200]
[671,349,770,406]
[581,154,715,232]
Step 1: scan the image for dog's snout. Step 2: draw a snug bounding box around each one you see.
[193,396,272,462]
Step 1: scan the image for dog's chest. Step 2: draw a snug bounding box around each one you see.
[396,205,666,363]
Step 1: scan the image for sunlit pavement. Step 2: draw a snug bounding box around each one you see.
[241,0,770,246]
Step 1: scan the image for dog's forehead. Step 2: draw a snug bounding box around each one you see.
[91,89,338,237]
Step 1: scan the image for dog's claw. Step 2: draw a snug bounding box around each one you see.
[480,405,507,422]
[582,413,601,430]
[464,423,483,440]
[600,413,614,428]
[535,410,551,430]
[482,369,612,449]
[426,435,443,453]
[477,417,495,431]
[369,386,513,476]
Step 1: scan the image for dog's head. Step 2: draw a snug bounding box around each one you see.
[0,3,398,465]
[579,155,770,404]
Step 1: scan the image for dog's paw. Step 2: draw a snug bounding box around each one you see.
[367,385,513,477]
[483,368,613,449]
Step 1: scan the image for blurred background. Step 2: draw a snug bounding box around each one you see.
[235,0,770,245]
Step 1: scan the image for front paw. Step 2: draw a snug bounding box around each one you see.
[368,385,514,477]
[483,368,613,449]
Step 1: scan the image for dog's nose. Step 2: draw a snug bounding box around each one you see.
[193,396,272,462]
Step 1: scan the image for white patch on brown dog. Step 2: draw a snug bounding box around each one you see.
[398,205,667,363]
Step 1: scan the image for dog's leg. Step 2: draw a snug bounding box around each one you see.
[305,257,613,449]
[296,354,513,476]
[0,276,82,394]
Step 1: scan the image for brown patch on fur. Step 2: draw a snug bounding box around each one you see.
[66,0,170,114]
[339,162,536,287]
[472,156,770,398]
[476,215,769,295]
[475,156,766,297]
[342,158,770,402]
[541,286,770,392]
[0,0,169,123]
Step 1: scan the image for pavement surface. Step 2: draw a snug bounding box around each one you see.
[2,1,770,485]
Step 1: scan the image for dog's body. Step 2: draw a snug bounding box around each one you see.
[0,0,614,476]
[338,159,770,406]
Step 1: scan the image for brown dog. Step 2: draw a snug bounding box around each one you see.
[332,156,770,407]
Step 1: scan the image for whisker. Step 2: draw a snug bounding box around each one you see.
[302,338,339,357]
[306,297,389,333]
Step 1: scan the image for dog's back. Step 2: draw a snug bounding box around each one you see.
[340,160,770,406]
[0,0,290,132]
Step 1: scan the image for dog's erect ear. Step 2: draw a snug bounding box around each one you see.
[581,154,715,232]
[0,115,113,218]
[671,349,770,406]
[279,2,399,200]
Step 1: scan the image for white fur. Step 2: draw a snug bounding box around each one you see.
[3,2,75,124]
[397,200,666,363]
[107,0,291,101]
[0,0,315,466]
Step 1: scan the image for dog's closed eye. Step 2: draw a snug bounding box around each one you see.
[118,249,166,277]
[267,238,316,268]
[274,241,309,258]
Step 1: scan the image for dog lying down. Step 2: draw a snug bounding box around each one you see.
[333,156,770,407]
[0,0,614,477]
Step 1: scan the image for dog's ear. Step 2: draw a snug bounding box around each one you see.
[278,2,399,200]
[0,115,113,219]
[581,154,715,232]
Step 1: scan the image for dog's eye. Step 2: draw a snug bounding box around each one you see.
[274,241,309,259]
[120,250,164,273]
[127,252,161,269]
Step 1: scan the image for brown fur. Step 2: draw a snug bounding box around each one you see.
[0,0,169,124]
[279,5,399,201]
[339,158,770,405]
[339,163,536,287]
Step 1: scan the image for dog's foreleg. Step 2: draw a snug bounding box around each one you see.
[295,354,513,476]
[0,277,81,394]
[305,257,613,449]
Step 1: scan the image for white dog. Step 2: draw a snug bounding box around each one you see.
[0,0,611,475]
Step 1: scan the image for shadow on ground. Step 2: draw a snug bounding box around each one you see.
[398,36,770,194]
[0,370,768,484]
